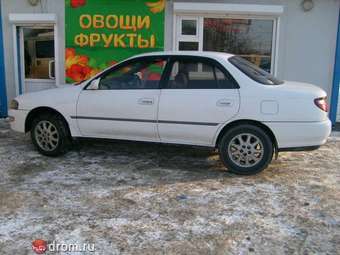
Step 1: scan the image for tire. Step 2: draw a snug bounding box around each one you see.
[30,113,71,157]
[218,124,274,175]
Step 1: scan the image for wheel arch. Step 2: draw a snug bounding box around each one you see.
[215,119,278,152]
[25,107,71,137]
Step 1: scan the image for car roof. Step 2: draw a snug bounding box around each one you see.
[130,51,235,60]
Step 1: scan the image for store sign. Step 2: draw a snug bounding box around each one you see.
[65,0,165,83]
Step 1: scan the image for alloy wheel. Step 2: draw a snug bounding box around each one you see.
[34,120,59,152]
[227,133,264,167]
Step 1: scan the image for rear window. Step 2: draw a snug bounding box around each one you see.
[229,56,283,85]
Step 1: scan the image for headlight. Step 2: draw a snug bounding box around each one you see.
[9,99,19,110]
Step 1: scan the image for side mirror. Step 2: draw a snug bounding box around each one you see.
[87,78,100,90]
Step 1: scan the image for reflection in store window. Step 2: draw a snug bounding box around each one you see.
[203,18,274,73]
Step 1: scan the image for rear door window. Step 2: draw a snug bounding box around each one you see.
[165,57,238,89]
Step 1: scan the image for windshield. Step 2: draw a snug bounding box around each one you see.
[229,56,283,85]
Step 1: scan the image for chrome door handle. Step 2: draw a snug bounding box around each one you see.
[138,98,154,105]
[217,99,233,107]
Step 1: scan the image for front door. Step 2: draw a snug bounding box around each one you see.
[17,26,56,94]
[76,56,168,141]
[158,56,240,146]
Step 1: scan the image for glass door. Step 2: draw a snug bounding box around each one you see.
[175,16,201,51]
[18,26,56,94]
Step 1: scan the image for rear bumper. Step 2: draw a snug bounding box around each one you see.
[265,119,332,149]
[8,109,29,133]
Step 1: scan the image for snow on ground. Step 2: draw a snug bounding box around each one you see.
[0,120,339,254]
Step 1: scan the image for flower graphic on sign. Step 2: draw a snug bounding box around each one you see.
[71,0,86,8]
[65,48,100,83]
[146,0,165,14]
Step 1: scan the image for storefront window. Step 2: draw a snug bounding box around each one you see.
[203,18,274,72]
[181,20,197,35]
[179,42,199,51]
[23,28,55,79]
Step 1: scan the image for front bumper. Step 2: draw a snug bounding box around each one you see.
[265,119,332,149]
[8,109,29,133]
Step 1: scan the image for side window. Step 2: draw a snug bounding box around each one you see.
[215,66,237,89]
[98,58,167,90]
[167,59,237,89]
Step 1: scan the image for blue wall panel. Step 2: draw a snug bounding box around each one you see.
[0,1,7,118]
[330,10,340,124]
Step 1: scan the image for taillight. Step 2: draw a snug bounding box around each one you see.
[314,97,328,112]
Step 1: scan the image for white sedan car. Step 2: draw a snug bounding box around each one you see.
[9,52,332,175]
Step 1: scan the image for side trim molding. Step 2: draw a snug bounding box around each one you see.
[70,116,219,126]
[158,120,219,126]
[71,116,157,123]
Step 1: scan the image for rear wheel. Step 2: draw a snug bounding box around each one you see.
[31,114,71,156]
[219,124,274,175]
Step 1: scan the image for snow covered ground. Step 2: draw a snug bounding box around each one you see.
[0,120,339,254]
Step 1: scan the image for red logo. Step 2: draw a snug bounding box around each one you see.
[32,240,47,254]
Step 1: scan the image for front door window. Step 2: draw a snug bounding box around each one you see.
[98,58,167,90]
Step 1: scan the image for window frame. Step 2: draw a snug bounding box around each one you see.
[175,16,203,52]
[177,16,200,42]
[180,18,198,37]
[161,55,240,90]
[84,56,170,90]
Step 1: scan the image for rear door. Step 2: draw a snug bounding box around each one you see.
[158,56,240,146]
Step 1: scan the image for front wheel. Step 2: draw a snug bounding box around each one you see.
[218,124,274,175]
[31,114,71,156]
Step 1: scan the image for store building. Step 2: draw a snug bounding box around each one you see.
[0,0,339,123]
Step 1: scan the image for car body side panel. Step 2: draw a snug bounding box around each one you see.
[221,54,329,122]
[158,89,240,146]
[264,120,331,148]
[212,56,331,149]
[76,89,160,142]
[8,109,28,133]
[12,85,82,137]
